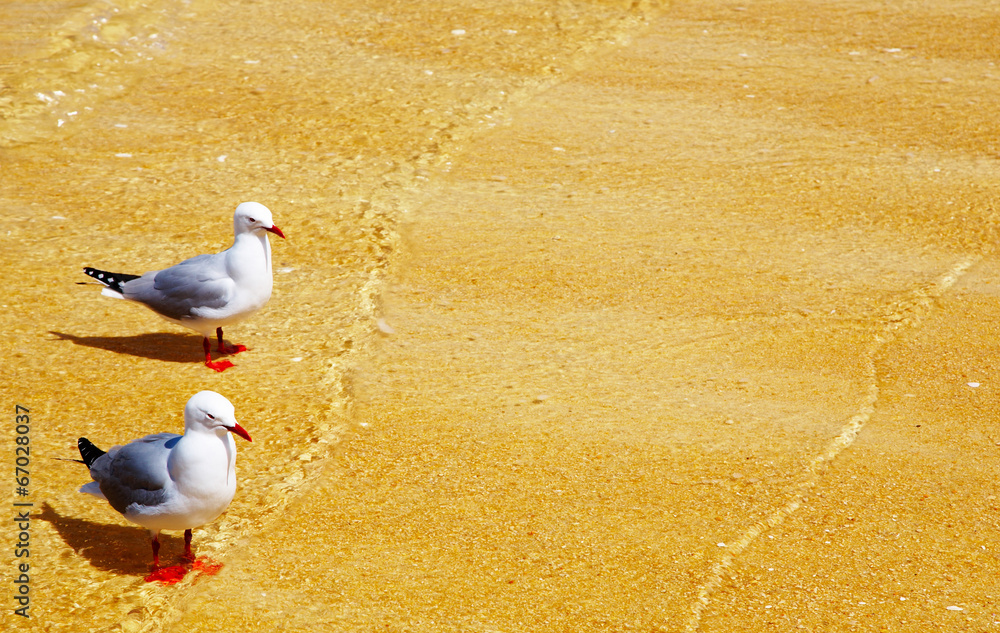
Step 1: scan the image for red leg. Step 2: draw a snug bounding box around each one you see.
[216,327,247,356]
[144,530,192,584]
[183,529,194,561]
[151,534,161,568]
[203,336,234,372]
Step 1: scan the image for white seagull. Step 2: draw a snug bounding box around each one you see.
[77,391,252,570]
[82,201,285,371]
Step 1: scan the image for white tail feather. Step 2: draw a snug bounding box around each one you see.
[79,481,107,499]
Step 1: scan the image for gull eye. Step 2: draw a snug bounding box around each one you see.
[207,413,216,420]
[248,217,256,223]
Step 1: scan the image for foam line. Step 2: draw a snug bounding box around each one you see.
[684,256,977,631]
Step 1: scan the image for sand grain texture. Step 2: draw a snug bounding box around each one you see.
[2,1,1000,631]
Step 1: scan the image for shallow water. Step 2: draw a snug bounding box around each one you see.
[0,0,181,147]
[4,1,1000,631]
[1,0,656,630]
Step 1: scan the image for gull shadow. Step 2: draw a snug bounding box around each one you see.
[49,331,201,364]
[38,502,188,577]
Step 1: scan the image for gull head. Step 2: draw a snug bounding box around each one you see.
[184,390,252,442]
[234,201,285,239]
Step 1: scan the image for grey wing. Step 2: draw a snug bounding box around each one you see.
[122,253,235,321]
[90,433,181,515]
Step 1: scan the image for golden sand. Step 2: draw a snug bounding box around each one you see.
[2,1,1000,631]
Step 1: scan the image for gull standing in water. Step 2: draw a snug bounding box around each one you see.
[82,201,285,371]
[76,391,252,579]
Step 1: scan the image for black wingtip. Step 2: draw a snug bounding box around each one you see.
[77,437,106,468]
[82,267,140,294]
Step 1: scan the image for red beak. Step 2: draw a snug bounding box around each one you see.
[266,225,286,239]
[228,423,252,442]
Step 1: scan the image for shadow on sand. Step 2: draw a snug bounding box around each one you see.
[49,331,202,364]
[38,502,191,577]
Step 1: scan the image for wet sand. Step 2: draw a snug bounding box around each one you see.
[3,1,1000,631]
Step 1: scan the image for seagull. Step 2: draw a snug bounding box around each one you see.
[82,201,285,371]
[76,391,252,575]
